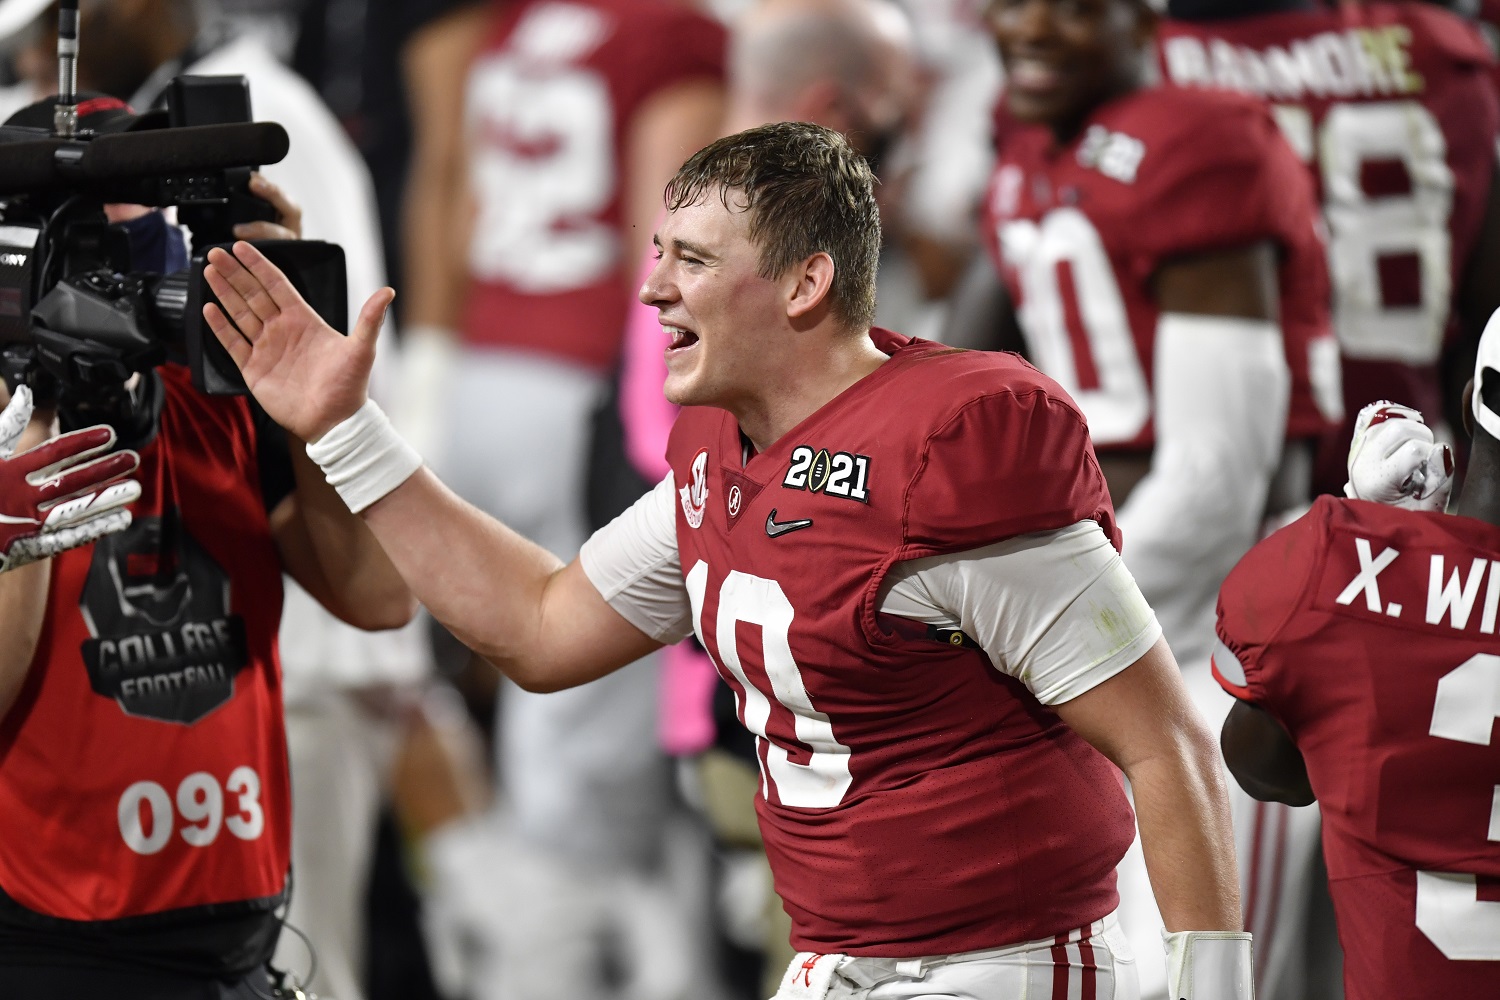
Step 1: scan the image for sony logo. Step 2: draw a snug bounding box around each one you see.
[0,253,28,267]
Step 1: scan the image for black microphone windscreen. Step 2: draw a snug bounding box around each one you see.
[79,122,290,179]
[0,139,75,192]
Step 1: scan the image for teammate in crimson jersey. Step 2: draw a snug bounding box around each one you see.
[1212,318,1500,999]
[207,120,1255,1000]
[1154,4,1500,995]
[944,3,1339,992]
[1156,0,1500,495]
[397,4,726,994]
[0,149,414,995]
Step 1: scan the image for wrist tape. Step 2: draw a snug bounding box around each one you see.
[305,399,422,513]
[1164,930,1254,1000]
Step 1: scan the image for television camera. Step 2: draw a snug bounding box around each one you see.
[0,0,345,425]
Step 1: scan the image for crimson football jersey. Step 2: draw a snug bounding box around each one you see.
[1213,496,1500,999]
[0,367,290,968]
[983,86,1338,453]
[1157,3,1500,476]
[666,329,1137,956]
[459,0,725,372]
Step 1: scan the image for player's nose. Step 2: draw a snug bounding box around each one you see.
[639,258,677,307]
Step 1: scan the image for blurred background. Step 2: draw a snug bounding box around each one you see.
[0,1,1490,999]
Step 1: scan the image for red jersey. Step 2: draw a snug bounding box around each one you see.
[460,0,725,372]
[983,86,1338,452]
[0,367,290,970]
[1214,497,1500,999]
[1157,4,1499,473]
[666,330,1136,957]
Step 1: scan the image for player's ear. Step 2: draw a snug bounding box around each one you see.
[785,252,836,324]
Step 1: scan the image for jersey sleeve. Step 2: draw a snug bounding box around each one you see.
[882,520,1162,705]
[901,365,1118,557]
[1212,498,1330,705]
[578,472,693,644]
[1132,96,1319,268]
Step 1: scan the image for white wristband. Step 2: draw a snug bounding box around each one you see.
[305,398,423,513]
[1163,930,1254,1000]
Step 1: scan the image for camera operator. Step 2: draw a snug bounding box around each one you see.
[0,95,415,1000]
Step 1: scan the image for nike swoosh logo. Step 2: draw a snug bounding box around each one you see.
[0,513,39,526]
[765,509,813,538]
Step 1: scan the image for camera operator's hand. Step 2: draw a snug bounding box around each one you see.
[0,385,143,573]
[203,242,394,442]
[234,173,304,242]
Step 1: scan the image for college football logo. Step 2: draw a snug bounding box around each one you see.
[680,448,710,529]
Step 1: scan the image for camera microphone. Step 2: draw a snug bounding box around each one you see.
[77,122,290,179]
[0,122,290,194]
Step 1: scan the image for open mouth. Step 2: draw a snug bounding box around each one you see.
[664,324,699,353]
[1006,55,1065,96]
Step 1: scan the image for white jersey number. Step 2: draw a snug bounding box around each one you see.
[1415,652,1500,960]
[465,30,617,293]
[117,766,266,856]
[1275,100,1454,364]
[685,561,853,808]
[1000,208,1150,445]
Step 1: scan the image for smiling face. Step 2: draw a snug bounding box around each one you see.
[640,190,791,411]
[987,0,1153,139]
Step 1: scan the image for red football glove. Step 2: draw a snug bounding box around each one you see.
[0,384,142,573]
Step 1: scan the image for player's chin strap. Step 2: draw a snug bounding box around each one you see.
[1164,930,1254,1000]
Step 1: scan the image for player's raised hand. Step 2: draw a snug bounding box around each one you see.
[1344,400,1454,512]
[0,384,142,572]
[202,241,394,442]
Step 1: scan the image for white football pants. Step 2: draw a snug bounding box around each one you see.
[771,913,1138,1000]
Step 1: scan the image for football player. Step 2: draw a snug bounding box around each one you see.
[1157,0,1500,508]
[1212,314,1500,1000]
[945,1,1340,991]
[1155,3,1500,994]
[398,2,727,995]
[204,121,1253,1000]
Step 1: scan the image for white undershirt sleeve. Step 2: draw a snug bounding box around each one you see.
[578,473,694,644]
[1114,313,1290,660]
[879,520,1162,705]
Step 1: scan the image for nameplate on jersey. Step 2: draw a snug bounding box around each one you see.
[782,446,870,504]
[1316,528,1500,638]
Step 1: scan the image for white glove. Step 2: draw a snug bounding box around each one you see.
[388,325,459,464]
[1344,401,1453,512]
[1164,930,1254,1000]
[0,384,143,572]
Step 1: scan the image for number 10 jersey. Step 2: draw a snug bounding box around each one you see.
[665,331,1137,958]
[983,86,1339,453]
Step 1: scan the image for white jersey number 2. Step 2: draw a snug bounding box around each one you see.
[465,42,617,293]
[1416,652,1500,960]
[685,561,852,808]
[1000,208,1150,446]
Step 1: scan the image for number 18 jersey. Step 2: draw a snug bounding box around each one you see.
[665,331,1136,957]
[982,86,1339,453]
[1214,497,1500,999]
[1157,3,1500,477]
